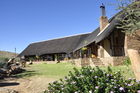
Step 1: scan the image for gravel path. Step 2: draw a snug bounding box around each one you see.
[0,77,57,93]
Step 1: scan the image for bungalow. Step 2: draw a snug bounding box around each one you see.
[18,4,127,66]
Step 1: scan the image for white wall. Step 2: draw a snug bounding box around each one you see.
[103,39,111,57]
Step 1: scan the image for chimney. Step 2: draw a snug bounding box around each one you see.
[100,3,109,31]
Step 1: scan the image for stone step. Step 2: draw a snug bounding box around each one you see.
[94,63,104,66]
[93,60,104,66]
[80,58,105,66]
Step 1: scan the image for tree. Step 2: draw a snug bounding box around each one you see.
[116,0,140,35]
[116,0,140,80]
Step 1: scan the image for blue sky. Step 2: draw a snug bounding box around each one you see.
[0,0,119,53]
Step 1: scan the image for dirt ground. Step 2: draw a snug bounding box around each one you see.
[0,76,57,93]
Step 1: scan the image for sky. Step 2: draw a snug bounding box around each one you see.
[0,0,119,53]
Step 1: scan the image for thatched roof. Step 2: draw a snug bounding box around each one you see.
[19,10,124,57]
[74,27,100,51]
[18,33,89,56]
[73,13,121,51]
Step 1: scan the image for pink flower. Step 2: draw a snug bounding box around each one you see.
[94,76,98,78]
[95,86,99,89]
[127,84,133,86]
[110,91,114,93]
[137,90,140,93]
[119,87,124,91]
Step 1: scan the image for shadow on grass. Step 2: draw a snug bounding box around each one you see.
[13,70,40,78]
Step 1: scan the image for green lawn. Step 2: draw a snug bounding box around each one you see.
[16,63,79,78]
[102,65,135,79]
[16,62,135,79]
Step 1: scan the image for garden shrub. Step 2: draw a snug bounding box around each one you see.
[0,62,6,68]
[0,57,9,63]
[123,57,131,66]
[0,57,9,68]
[45,66,140,93]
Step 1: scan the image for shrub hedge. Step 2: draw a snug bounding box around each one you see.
[45,66,140,93]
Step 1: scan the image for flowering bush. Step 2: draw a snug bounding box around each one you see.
[45,66,140,93]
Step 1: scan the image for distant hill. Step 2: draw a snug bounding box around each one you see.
[0,51,18,58]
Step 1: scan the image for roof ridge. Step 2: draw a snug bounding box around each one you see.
[31,32,91,44]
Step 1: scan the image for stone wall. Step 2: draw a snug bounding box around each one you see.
[100,57,113,66]
[100,57,127,66]
[112,57,127,66]
[32,57,127,67]
[46,61,57,64]
[72,58,104,67]
[70,58,82,67]
[73,57,127,67]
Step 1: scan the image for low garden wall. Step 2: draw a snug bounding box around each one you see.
[30,56,127,67]
[100,56,127,66]
[72,56,127,67]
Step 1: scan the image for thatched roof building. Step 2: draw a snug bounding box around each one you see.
[19,12,119,57]
[18,3,129,66]
[18,33,90,56]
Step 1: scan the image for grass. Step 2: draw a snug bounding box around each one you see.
[102,65,135,79]
[16,62,135,79]
[16,63,79,79]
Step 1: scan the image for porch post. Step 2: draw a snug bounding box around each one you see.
[124,35,128,56]
[97,43,104,58]
[54,54,57,62]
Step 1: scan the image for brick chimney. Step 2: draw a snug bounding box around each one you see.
[100,3,109,31]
